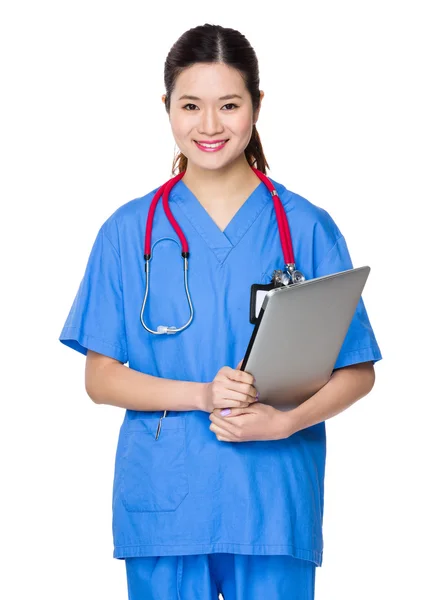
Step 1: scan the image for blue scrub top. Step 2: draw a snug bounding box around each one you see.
[59,177,382,566]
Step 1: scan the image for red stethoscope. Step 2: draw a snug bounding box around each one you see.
[140,165,305,336]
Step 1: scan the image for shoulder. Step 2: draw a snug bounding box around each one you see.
[97,185,161,248]
[270,177,343,246]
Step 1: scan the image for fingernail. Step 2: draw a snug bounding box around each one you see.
[255,392,259,401]
[221,408,231,416]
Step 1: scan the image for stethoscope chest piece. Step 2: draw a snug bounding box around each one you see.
[285,263,306,284]
[271,264,306,287]
[271,269,291,286]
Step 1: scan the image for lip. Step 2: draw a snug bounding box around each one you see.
[194,139,229,152]
[195,139,228,144]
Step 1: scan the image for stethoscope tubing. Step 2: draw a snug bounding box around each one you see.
[144,167,296,265]
[141,166,302,338]
[141,166,303,439]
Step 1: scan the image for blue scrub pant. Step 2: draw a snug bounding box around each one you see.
[125,553,316,600]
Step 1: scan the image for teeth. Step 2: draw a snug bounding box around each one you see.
[197,141,226,148]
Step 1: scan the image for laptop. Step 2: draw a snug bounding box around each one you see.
[240,266,371,411]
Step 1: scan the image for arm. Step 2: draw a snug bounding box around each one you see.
[85,350,207,412]
[283,361,375,436]
[209,361,376,442]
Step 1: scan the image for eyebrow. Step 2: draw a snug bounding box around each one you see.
[177,94,243,101]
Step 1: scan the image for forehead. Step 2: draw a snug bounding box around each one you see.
[173,63,248,98]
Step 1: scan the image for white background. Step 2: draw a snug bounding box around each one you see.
[1,1,435,598]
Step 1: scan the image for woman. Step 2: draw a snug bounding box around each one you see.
[59,23,382,600]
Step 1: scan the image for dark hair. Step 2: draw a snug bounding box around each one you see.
[163,24,270,176]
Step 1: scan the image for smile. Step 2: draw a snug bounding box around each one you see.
[194,140,229,152]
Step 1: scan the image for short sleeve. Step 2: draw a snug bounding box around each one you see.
[314,234,382,370]
[59,222,128,364]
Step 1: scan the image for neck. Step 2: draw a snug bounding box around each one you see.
[181,154,260,206]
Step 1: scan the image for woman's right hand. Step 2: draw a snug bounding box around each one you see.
[202,362,258,413]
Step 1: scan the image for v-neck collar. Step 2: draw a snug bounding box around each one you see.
[171,178,270,263]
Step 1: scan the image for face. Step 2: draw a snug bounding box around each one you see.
[163,62,263,172]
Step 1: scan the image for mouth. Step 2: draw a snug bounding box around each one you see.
[194,139,229,152]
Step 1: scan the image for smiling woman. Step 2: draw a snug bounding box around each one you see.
[168,67,255,169]
[59,22,382,600]
[161,60,269,230]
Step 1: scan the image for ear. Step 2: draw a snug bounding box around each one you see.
[254,90,264,125]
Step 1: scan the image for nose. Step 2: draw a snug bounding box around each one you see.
[198,107,225,136]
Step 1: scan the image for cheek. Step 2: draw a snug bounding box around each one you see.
[170,123,184,143]
[170,115,194,142]
[231,115,254,141]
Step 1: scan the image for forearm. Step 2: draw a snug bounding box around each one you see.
[284,362,375,436]
[86,361,208,412]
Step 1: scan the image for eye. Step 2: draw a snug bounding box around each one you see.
[182,103,239,111]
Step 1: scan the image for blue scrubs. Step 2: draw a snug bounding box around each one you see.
[59,178,382,570]
[125,553,316,599]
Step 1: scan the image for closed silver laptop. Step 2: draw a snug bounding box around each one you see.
[241,266,371,411]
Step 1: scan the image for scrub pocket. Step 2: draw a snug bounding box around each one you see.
[120,415,189,512]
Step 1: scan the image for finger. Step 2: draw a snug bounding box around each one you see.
[209,412,243,438]
[220,380,258,401]
[209,421,237,442]
[220,390,258,406]
[236,359,243,370]
[220,366,255,386]
[212,381,257,406]
[214,400,253,410]
[212,407,252,418]
[213,430,235,442]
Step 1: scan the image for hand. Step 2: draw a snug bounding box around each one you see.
[209,401,291,442]
[202,361,258,413]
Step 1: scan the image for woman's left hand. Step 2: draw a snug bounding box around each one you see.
[209,401,291,442]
